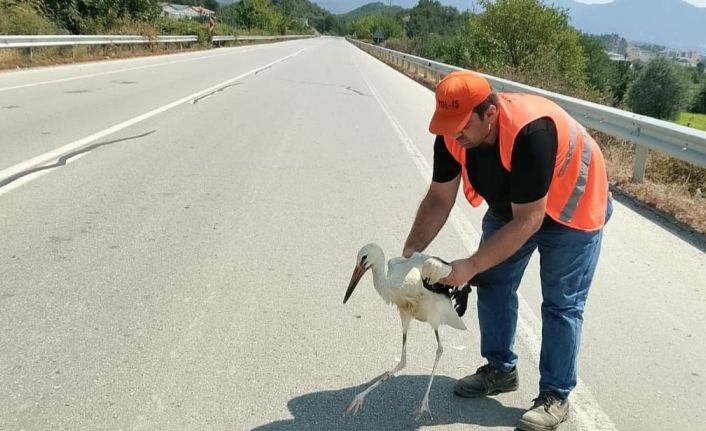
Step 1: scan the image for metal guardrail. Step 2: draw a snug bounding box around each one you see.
[349,39,706,182]
[0,34,315,49]
[1,33,315,74]
[0,35,197,49]
[212,35,314,43]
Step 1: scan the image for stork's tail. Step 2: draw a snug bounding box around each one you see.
[453,273,490,316]
[450,283,472,317]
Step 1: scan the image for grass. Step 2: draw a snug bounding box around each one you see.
[0,43,200,70]
[596,134,706,235]
[676,112,706,131]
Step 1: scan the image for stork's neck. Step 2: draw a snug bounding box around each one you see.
[369,254,396,303]
[370,261,387,288]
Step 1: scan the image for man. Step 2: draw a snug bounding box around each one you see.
[402,70,612,431]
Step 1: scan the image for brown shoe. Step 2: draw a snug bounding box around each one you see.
[516,392,570,431]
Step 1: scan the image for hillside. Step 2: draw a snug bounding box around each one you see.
[546,0,706,53]
[313,0,474,14]
[337,2,404,19]
[272,0,330,18]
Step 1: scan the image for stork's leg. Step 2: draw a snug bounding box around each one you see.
[413,329,443,420]
[345,313,412,415]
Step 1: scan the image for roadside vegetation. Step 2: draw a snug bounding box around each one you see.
[347,0,706,235]
[1,0,705,234]
[0,0,324,68]
[677,112,706,131]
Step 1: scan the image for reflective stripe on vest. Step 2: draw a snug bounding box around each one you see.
[560,125,593,223]
[558,112,577,177]
[442,93,608,231]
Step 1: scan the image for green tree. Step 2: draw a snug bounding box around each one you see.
[609,59,636,107]
[697,61,705,76]
[233,0,285,33]
[349,15,403,40]
[595,33,628,56]
[693,82,706,114]
[579,34,616,93]
[0,0,59,34]
[217,3,239,28]
[41,0,161,33]
[271,0,331,32]
[466,0,587,89]
[626,57,688,120]
[310,13,339,34]
[405,0,463,38]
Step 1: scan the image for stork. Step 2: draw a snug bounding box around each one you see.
[342,243,485,420]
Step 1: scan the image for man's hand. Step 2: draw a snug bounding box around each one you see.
[438,258,478,287]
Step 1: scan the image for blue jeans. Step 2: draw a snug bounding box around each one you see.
[476,198,612,399]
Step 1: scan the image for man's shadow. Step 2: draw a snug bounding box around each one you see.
[252,375,525,430]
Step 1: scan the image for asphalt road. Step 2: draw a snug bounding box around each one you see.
[1,36,704,431]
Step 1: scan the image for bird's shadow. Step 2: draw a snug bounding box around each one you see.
[252,375,524,430]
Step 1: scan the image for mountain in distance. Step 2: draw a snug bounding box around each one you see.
[314,0,706,53]
[218,0,706,53]
[545,0,706,53]
[313,0,478,14]
[337,2,404,19]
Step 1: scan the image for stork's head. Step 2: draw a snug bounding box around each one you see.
[343,243,383,304]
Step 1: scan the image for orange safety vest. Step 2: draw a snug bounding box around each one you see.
[443,93,609,231]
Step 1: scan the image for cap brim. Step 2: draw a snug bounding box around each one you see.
[429,110,472,136]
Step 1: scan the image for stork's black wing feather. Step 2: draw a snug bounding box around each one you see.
[422,272,490,317]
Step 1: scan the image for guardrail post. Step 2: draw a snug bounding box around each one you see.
[633,145,649,183]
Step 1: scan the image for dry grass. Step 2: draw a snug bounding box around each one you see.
[0,43,201,70]
[377,52,706,236]
[597,133,706,234]
[0,37,296,71]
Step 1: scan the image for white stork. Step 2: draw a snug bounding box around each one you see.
[342,242,485,420]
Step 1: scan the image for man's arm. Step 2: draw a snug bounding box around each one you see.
[402,175,460,258]
[440,197,546,284]
[440,117,557,285]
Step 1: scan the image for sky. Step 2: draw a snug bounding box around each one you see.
[577,0,706,5]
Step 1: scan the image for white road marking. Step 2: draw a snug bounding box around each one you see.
[356,56,619,431]
[0,153,88,197]
[0,50,304,195]
[0,45,267,93]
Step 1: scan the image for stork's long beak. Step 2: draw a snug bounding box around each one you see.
[343,264,368,304]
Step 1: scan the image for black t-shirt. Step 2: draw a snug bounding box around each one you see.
[432,117,558,221]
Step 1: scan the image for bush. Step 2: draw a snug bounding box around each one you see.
[0,2,60,34]
[41,0,160,34]
[154,17,210,44]
[627,57,689,120]
[693,83,706,114]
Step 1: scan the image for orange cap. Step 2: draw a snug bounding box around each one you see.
[429,71,491,136]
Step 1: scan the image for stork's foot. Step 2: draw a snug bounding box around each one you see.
[413,397,433,421]
[344,371,397,416]
[344,393,366,415]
